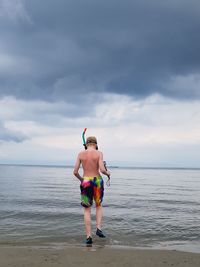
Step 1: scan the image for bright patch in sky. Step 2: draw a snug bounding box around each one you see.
[1,94,200,167]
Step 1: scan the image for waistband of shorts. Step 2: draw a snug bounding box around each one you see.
[83,176,102,181]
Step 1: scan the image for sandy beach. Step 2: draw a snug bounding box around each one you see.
[0,245,200,267]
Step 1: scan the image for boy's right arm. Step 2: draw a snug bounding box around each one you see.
[99,152,110,177]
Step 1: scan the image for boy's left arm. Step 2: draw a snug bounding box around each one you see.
[73,154,83,182]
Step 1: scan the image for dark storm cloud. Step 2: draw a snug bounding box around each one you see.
[0,0,200,102]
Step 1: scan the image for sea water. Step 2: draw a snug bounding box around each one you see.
[0,164,200,252]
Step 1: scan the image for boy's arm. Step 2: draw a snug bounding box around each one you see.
[73,154,83,182]
[99,152,110,177]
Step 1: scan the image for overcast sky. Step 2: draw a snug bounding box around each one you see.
[0,0,200,167]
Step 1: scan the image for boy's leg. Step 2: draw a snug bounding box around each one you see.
[96,205,102,230]
[93,177,104,231]
[96,205,106,238]
[84,207,92,237]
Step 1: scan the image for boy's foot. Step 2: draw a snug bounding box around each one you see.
[96,228,106,238]
[86,236,93,245]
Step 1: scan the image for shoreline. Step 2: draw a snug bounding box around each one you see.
[1,239,200,254]
[0,244,200,267]
[0,238,200,254]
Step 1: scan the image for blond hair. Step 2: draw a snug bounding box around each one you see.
[86,136,97,147]
[86,136,98,150]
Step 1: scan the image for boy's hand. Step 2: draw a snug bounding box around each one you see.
[79,177,84,183]
[106,170,111,177]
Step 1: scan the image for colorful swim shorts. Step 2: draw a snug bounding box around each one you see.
[80,176,104,207]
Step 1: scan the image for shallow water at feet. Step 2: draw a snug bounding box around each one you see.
[0,165,200,253]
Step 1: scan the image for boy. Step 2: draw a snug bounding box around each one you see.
[73,136,110,245]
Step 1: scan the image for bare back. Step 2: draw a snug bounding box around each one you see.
[79,148,101,177]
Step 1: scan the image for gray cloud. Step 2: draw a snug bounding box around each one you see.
[0,0,200,103]
[0,121,27,142]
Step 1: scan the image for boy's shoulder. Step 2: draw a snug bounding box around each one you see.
[78,149,103,155]
[78,150,86,156]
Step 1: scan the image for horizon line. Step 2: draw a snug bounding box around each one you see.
[0,163,200,170]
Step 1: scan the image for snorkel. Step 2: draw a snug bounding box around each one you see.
[82,128,87,150]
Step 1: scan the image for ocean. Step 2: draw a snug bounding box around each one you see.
[0,164,200,252]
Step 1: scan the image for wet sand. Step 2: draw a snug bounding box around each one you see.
[0,245,200,267]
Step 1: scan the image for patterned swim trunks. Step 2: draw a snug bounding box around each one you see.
[80,176,104,207]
